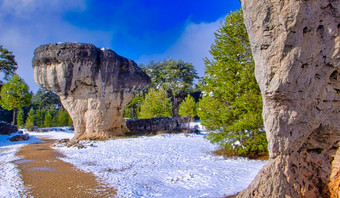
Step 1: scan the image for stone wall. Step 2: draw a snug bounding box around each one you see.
[122,117,180,135]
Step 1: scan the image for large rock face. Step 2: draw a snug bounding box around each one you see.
[33,43,150,140]
[239,0,340,197]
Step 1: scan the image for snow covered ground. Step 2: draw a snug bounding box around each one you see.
[0,132,41,197]
[0,126,267,198]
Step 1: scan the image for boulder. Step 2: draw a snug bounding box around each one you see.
[122,117,180,134]
[9,134,29,141]
[239,0,340,197]
[0,121,18,135]
[33,43,150,140]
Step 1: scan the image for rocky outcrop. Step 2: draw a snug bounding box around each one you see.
[33,43,150,140]
[239,0,340,197]
[0,121,18,135]
[122,117,180,135]
[9,134,29,141]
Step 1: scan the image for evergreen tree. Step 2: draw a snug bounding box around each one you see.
[0,75,32,124]
[124,94,144,119]
[16,108,24,128]
[0,45,17,81]
[34,108,44,127]
[57,108,69,126]
[139,88,172,119]
[198,9,266,157]
[0,46,17,124]
[43,111,53,127]
[52,113,58,127]
[25,107,35,131]
[31,88,61,110]
[178,94,197,130]
[140,58,198,117]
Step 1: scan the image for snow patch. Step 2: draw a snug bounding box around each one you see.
[56,133,266,197]
[0,132,41,197]
[0,127,267,198]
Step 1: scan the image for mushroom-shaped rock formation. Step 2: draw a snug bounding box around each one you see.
[33,43,150,140]
[239,0,340,197]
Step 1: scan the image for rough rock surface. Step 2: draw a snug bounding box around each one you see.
[122,117,180,134]
[0,121,18,135]
[9,134,29,141]
[239,0,340,197]
[33,43,150,140]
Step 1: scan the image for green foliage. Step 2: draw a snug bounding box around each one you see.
[0,75,32,124]
[25,107,35,131]
[198,9,267,157]
[0,75,32,111]
[141,59,198,95]
[43,111,53,127]
[140,58,198,117]
[34,108,44,127]
[67,113,73,126]
[31,89,66,127]
[16,108,24,128]
[57,108,69,126]
[31,88,61,110]
[0,45,17,81]
[124,94,144,119]
[179,94,197,130]
[179,95,196,119]
[139,88,172,119]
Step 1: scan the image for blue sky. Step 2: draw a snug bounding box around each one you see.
[0,0,240,92]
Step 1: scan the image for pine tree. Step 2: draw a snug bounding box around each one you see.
[124,94,144,119]
[31,88,62,110]
[43,111,53,127]
[0,45,17,81]
[16,108,24,128]
[198,9,267,157]
[0,75,32,124]
[52,113,58,127]
[140,58,198,117]
[178,95,197,130]
[25,107,35,131]
[139,88,172,119]
[57,108,69,126]
[34,108,44,127]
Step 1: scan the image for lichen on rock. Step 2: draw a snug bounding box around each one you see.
[239,0,340,197]
[33,43,150,140]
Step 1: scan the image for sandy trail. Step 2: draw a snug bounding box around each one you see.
[15,138,116,198]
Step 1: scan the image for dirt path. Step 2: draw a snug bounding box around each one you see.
[15,138,116,198]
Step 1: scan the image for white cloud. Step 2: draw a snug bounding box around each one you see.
[138,18,223,77]
[0,0,224,92]
[0,0,112,92]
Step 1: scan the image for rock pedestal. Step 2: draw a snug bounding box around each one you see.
[33,43,150,140]
[239,0,340,197]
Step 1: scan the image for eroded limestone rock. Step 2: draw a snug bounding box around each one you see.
[33,43,150,140]
[239,0,340,197]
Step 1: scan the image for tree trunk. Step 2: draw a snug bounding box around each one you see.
[172,94,176,117]
[187,116,191,131]
[12,108,17,125]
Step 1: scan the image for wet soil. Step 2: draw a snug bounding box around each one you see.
[15,138,116,198]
